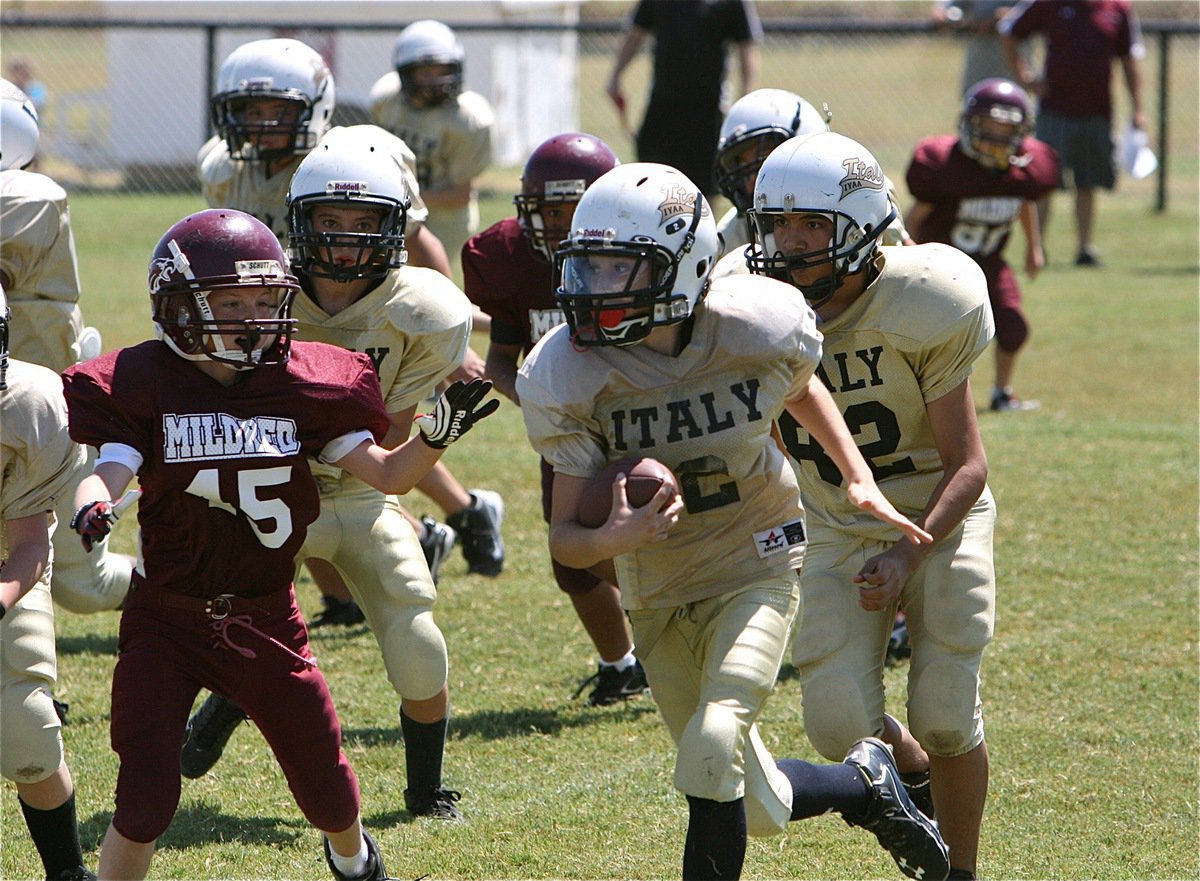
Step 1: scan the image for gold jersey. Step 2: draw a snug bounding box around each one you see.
[780,243,994,540]
[198,126,430,243]
[0,169,81,305]
[518,274,822,611]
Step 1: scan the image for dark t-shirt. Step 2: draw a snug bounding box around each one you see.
[63,340,389,599]
[462,216,563,356]
[1002,0,1142,118]
[633,0,761,106]
[906,133,1059,279]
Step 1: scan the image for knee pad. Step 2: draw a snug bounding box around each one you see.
[993,304,1029,354]
[800,671,876,762]
[673,702,747,804]
[1,683,64,783]
[908,658,984,757]
[378,607,448,701]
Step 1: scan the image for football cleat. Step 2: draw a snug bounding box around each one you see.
[990,388,1039,412]
[323,829,389,881]
[418,516,457,585]
[446,489,504,577]
[309,594,366,629]
[886,614,912,666]
[180,693,249,779]
[901,767,936,822]
[48,867,97,881]
[842,737,950,881]
[573,659,650,706]
[404,785,463,821]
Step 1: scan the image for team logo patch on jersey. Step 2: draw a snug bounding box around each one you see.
[839,157,885,200]
[162,412,300,462]
[657,185,709,226]
[753,518,807,558]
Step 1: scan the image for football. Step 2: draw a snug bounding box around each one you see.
[577,457,680,529]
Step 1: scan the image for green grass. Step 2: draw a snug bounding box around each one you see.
[3,28,1199,878]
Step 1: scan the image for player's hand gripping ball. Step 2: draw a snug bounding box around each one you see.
[578,457,680,528]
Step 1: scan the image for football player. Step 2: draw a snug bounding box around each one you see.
[181,126,472,820]
[368,19,495,271]
[199,38,503,621]
[62,209,496,880]
[1,288,97,881]
[461,132,649,705]
[906,77,1058,412]
[517,162,947,881]
[749,132,996,881]
[1,77,133,615]
[711,89,910,280]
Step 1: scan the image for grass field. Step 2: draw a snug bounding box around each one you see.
[2,18,1198,874]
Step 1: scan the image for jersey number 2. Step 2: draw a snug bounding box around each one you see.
[779,402,916,486]
[185,466,294,549]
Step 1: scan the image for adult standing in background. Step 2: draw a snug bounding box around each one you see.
[998,0,1146,267]
[606,0,761,200]
[931,1,1033,96]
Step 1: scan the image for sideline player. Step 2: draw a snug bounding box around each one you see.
[517,162,947,881]
[906,77,1058,412]
[182,127,470,820]
[369,19,494,274]
[1,289,97,881]
[62,209,496,880]
[748,132,996,881]
[462,132,648,705]
[1,77,133,615]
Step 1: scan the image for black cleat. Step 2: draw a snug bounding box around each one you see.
[48,867,97,881]
[573,659,650,706]
[418,516,457,585]
[446,490,504,577]
[842,737,949,881]
[180,693,249,779]
[990,388,1039,412]
[323,829,388,881]
[886,615,912,666]
[52,698,70,725]
[309,594,366,629]
[404,786,463,821]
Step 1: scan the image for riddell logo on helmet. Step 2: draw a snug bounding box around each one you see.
[326,181,369,194]
[838,157,884,200]
[657,185,708,225]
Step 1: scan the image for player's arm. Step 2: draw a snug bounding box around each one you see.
[70,461,135,553]
[905,199,936,244]
[853,378,988,611]
[406,223,453,278]
[784,374,932,545]
[1120,51,1147,131]
[335,378,499,495]
[547,470,682,570]
[0,512,51,618]
[1019,199,1044,279]
[484,340,523,404]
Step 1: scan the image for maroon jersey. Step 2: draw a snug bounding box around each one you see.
[1001,0,1143,118]
[461,216,563,356]
[62,341,390,599]
[906,134,1058,280]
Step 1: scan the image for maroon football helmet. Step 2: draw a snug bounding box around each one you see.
[513,132,620,262]
[958,78,1033,171]
[148,209,299,369]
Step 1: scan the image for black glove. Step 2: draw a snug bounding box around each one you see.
[416,378,500,449]
[70,500,115,552]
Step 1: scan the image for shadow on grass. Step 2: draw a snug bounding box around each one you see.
[342,700,657,748]
[56,632,119,655]
[81,801,307,852]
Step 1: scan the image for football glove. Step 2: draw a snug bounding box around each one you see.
[70,500,115,552]
[416,378,500,449]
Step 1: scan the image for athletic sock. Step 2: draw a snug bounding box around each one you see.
[682,795,746,880]
[776,758,870,820]
[400,710,448,792]
[19,791,87,879]
[326,833,369,878]
[601,651,637,672]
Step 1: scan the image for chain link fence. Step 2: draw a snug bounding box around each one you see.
[2,5,1197,209]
